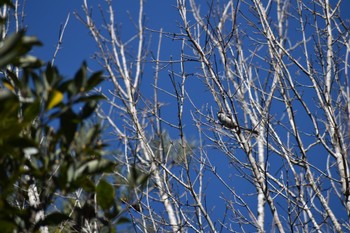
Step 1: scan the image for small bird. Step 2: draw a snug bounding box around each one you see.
[217,111,236,129]
[217,111,258,135]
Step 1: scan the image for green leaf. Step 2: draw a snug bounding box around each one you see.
[79,177,96,192]
[3,69,21,91]
[60,109,78,145]
[83,125,101,144]
[34,212,70,230]
[14,55,43,68]
[32,71,45,97]
[0,91,22,139]
[86,71,104,91]
[66,163,75,184]
[75,95,105,104]
[21,35,42,48]
[0,220,16,233]
[58,79,75,99]
[117,217,131,224]
[7,137,36,151]
[0,31,23,67]
[67,80,78,97]
[79,100,97,119]
[100,226,113,233]
[45,64,61,88]
[73,159,115,181]
[54,163,69,191]
[77,203,95,220]
[97,179,115,210]
[74,62,87,92]
[23,100,40,123]
[128,166,149,188]
[1,79,14,92]
[0,31,41,67]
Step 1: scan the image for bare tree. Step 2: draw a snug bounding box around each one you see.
[80,0,350,232]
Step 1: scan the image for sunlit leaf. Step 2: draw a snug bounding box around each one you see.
[47,89,63,110]
[0,31,41,67]
[73,159,115,181]
[14,55,43,68]
[5,70,21,89]
[0,31,23,67]
[2,80,14,91]
[21,35,42,48]
[67,164,75,184]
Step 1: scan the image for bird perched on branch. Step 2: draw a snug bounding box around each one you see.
[217,111,258,135]
[217,111,236,129]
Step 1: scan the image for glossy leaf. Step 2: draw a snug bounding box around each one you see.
[0,31,41,67]
[0,26,128,231]
[14,55,43,68]
[0,32,23,67]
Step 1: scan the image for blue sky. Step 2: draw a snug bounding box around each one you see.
[24,1,180,76]
[23,0,350,74]
[22,1,350,231]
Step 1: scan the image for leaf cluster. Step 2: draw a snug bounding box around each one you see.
[0,4,147,231]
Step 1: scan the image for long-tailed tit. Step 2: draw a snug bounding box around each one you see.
[217,111,236,129]
[217,111,258,135]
